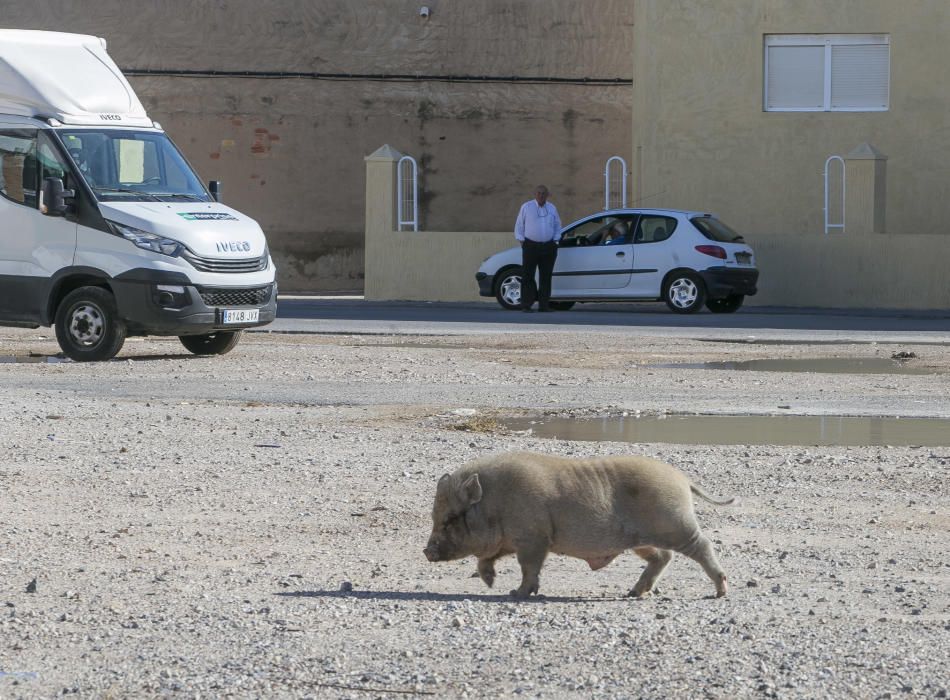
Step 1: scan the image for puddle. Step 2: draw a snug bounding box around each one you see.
[344,342,470,350]
[503,414,950,447]
[0,355,69,364]
[652,357,938,375]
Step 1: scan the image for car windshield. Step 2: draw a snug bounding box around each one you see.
[691,216,745,243]
[56,129,211,203]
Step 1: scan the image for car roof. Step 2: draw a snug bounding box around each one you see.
[599,208,715,218]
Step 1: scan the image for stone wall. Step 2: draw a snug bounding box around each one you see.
[3,1,633,291]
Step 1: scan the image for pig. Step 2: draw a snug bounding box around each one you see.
[423,451,734,599]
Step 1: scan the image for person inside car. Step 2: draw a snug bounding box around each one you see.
[603,221,628,245]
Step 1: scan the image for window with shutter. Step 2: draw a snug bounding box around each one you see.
[764,35,890,112]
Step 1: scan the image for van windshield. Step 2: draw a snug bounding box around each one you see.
[55,129,211,203]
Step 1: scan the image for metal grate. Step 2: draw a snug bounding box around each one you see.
[198,285,272,307]
[604,156,628,210]
[182,249,269,273]
[397,154,419,232]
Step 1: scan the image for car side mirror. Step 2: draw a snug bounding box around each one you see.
[41,177,75,217]
[209,180,222,202]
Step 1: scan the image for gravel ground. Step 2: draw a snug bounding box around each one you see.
[0,327,948,699]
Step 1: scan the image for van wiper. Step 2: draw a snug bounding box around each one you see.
[93,187,162,202]
[155,193,207,201]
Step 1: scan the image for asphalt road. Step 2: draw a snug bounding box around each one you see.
[266,297,950,343]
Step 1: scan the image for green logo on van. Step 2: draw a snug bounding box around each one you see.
[178,212,238,221]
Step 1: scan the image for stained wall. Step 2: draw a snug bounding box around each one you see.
[3,1,633,291]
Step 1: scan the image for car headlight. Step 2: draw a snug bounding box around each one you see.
[106,220,183,257]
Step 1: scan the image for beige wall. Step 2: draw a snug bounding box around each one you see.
[631,0,950,239]
[3,1,633,292]
[365,145,950,309]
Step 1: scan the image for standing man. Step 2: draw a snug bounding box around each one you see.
[514,185,562,312]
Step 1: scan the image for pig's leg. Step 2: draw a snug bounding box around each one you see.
[510,543,548,598]
[629,546,674,598]
[477,556,499,588]
[675,533,728,598]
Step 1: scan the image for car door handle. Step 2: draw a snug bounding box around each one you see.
[615,251,625,257]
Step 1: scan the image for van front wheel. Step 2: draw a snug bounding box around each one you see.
[179,331,242,355]
[55,286,127,362]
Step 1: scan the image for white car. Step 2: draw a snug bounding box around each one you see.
[476,208,758,313]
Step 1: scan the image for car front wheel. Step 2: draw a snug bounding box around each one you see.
[663,272,706,314]
[54,286,127,362]
[180,331,243,355]
[494,267,524,310]
[706,294,744,313]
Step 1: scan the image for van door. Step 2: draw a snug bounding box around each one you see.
[0,129,78,323]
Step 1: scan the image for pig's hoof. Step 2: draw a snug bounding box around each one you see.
[509,585,537,599]
[629,588,652,599]
[479,570,495,588]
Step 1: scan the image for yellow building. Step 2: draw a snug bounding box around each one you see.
[630,0,950,309]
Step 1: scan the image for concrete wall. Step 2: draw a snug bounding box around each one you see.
[365,145,950,310]
[3,1,633,292]
[631,0,950,239]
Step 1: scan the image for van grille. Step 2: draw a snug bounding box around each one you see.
[182,250,268,273]
[199,285,273,307]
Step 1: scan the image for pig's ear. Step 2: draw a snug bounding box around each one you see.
[437,473,450,484]
[461,474,482,505]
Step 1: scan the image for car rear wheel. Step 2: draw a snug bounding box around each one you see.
[706,294,744,313]
[494,267,524,310]
[54,286,127,362]
[663,272,706,314]
[179,331,243,355]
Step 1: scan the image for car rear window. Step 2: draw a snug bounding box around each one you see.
[691,216,745,243]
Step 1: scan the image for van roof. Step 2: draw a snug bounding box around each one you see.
[0,29,151,127]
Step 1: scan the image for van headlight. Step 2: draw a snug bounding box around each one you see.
[106,220,183,257]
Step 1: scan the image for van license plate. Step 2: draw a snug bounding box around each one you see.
[222,309,259,324]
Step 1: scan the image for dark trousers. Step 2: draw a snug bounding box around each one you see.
[521,240,558,309]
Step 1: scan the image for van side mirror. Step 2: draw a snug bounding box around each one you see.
[41,177,74,217]
[208,180,222,202]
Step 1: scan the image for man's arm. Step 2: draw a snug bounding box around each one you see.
[551,206,562,242]
[514,203,526,241]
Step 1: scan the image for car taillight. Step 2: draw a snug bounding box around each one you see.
[695,245,727,259]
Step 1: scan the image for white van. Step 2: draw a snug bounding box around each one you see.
[0,30,276,361]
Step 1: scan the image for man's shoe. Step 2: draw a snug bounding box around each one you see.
[521,306,534,313]
[538,306,553,312]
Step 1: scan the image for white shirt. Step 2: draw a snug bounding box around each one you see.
[514,200,562,243]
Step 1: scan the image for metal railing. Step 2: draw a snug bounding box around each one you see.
[397,155,419,231]
[604,156,628,210]
[823,155,845,234]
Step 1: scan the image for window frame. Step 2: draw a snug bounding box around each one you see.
[764,34,890,113]
[0,128,39,209]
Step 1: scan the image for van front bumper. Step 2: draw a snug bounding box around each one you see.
[112,269,277,336]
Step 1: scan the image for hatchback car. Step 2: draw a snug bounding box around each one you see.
[475,208,758,313]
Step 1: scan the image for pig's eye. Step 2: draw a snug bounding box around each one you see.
[442,512,462,528]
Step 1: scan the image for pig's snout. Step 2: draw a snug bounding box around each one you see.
[423,543,440,562]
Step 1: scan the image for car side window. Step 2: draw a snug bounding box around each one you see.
[634,215,678,244]
[0,129,39,209]
[559,217,608,247]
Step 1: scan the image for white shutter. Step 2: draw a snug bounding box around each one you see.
[830,44,890,110]
[766,45,825,110]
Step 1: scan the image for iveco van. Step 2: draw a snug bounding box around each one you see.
[0,30,276,361]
